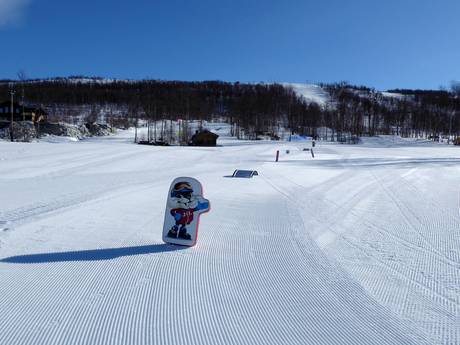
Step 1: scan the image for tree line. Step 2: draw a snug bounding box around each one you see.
[1,78,459,142]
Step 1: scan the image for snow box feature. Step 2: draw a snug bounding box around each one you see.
[232,170,259,178]
[163,177,210,247]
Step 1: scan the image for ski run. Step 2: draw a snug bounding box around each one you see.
[0,129,459,345]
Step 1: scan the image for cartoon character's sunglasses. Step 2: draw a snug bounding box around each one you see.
[171,188,193,198]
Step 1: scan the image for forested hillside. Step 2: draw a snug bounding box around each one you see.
[1,78,459,141]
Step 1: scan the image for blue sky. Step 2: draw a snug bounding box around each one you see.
[1,0,459,90]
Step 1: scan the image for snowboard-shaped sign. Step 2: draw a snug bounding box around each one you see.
[162,177,210,246]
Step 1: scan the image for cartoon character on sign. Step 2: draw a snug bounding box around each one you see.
[163,177,210,246]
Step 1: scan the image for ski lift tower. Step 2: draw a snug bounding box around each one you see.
[9,86,16,142]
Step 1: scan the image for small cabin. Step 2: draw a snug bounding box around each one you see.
[0,101,47,123]
[190,130,219,147]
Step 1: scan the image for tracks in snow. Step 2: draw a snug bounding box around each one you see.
[0,140,458,345]
[0,178,156,231]
[0,169,428,345]
[262,161,459,345]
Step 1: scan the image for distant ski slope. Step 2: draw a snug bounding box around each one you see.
[282,83,330,106]
[0,132,458,345]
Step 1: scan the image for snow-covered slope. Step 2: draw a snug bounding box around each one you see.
[0,132,459,345]
[381,91,413,100]
[283,83,330,106]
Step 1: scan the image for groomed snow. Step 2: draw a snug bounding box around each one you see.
[0,131,459,345]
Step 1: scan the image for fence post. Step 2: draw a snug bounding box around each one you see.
[275,150,279,162]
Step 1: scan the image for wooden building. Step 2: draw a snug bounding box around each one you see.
[190,130,219,147]
[0,101,47,123]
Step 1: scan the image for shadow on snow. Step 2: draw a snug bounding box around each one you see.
[1,244,187,264]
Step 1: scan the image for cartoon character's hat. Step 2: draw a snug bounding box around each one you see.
[171,182,193,198]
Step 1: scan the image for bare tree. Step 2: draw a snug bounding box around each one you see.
[451,81,460,96]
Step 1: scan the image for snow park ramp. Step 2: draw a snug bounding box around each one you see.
[232,169,258,178]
